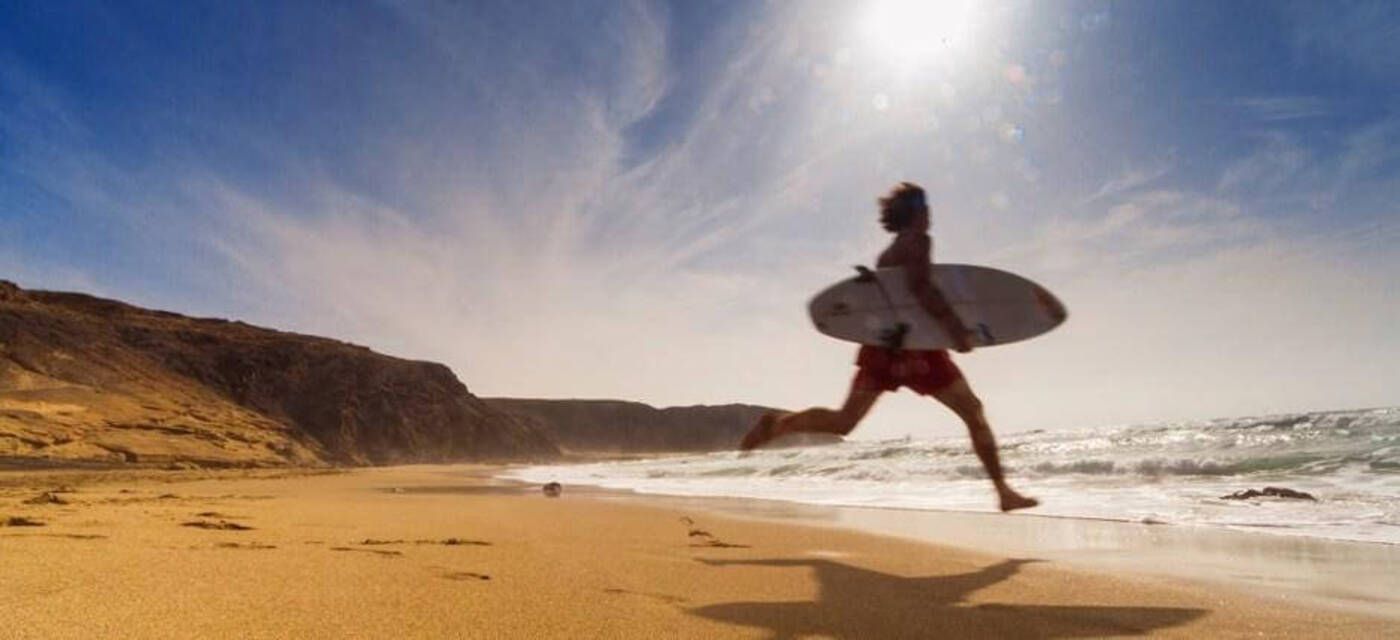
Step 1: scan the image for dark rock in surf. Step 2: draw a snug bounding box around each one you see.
[1220,487,1317,501]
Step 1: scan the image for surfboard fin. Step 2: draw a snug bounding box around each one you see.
[879,322,909,349]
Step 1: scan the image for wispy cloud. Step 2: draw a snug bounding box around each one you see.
[1229,96,1332,122]
[1,2,1397,435]
[1078,159,1174,206]
[999,186,1258,277]
[1215,132,1312,194]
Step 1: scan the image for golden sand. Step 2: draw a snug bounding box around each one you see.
[0,465,1393,638]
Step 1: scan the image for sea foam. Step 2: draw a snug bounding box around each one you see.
[503,407,1400,544]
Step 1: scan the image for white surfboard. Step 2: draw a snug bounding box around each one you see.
[808,264,1067,350]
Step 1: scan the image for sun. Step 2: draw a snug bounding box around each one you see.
[860,0,976,66]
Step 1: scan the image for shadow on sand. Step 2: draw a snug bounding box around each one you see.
[690,558,1206,639]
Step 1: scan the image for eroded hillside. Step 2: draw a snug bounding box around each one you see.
[0,281,558,467]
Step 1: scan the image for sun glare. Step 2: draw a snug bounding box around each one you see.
[861,0,976,66]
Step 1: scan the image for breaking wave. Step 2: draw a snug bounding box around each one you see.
[504,407,1400,544]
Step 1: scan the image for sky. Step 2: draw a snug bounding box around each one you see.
[2,1,1397,439]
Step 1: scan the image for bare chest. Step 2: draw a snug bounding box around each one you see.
[876,234,931,268]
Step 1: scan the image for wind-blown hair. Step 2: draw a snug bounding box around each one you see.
[878,182,927,232]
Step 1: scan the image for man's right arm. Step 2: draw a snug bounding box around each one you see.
[900,236,974,352]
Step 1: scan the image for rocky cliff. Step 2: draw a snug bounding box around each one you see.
[485,398,776,453]
[0,281,559,467]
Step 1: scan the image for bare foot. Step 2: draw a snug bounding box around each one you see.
[998,490,1039,512]
[739,411,783,450]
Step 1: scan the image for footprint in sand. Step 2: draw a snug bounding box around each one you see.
[679,516,750,549]
[359,538,408,546]
[329,546,402,557]
[692,539,750,549]
[602,588,687,605]
[213,542,276,550]
[431,537,491,547]
[6,533,106,540]
[439,571,491,582]
[359,538,492,547]
[3,516,46,527]
[22,492,70,505]
[181,519,254,531]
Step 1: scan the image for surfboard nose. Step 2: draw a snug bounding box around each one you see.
[1033,286,1068,323]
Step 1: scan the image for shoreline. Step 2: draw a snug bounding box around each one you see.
[484,469,1400,619]
[592,489,1400,618]
[2,464,1395,637]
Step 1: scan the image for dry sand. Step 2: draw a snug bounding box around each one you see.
[0,465,1394,638]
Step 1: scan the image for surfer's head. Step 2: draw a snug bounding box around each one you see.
[879,182,929,232]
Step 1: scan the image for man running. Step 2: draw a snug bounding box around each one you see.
[740,182,1038,512]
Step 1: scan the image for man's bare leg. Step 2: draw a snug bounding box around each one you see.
[930,379,1038,512]
[740,382,881,450]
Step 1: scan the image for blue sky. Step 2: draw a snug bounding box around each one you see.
[2,1,1397,437]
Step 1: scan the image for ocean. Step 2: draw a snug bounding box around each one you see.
[503,407,1400,545]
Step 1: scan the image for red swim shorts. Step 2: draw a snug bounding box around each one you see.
[853,345,964,395]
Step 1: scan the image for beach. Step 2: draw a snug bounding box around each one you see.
[1,465,1394,638]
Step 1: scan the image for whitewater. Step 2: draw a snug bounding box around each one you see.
[504,407,1400,545]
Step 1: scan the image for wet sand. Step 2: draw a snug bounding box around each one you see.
[605,491,1400,619]
[1,465,1394,638]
